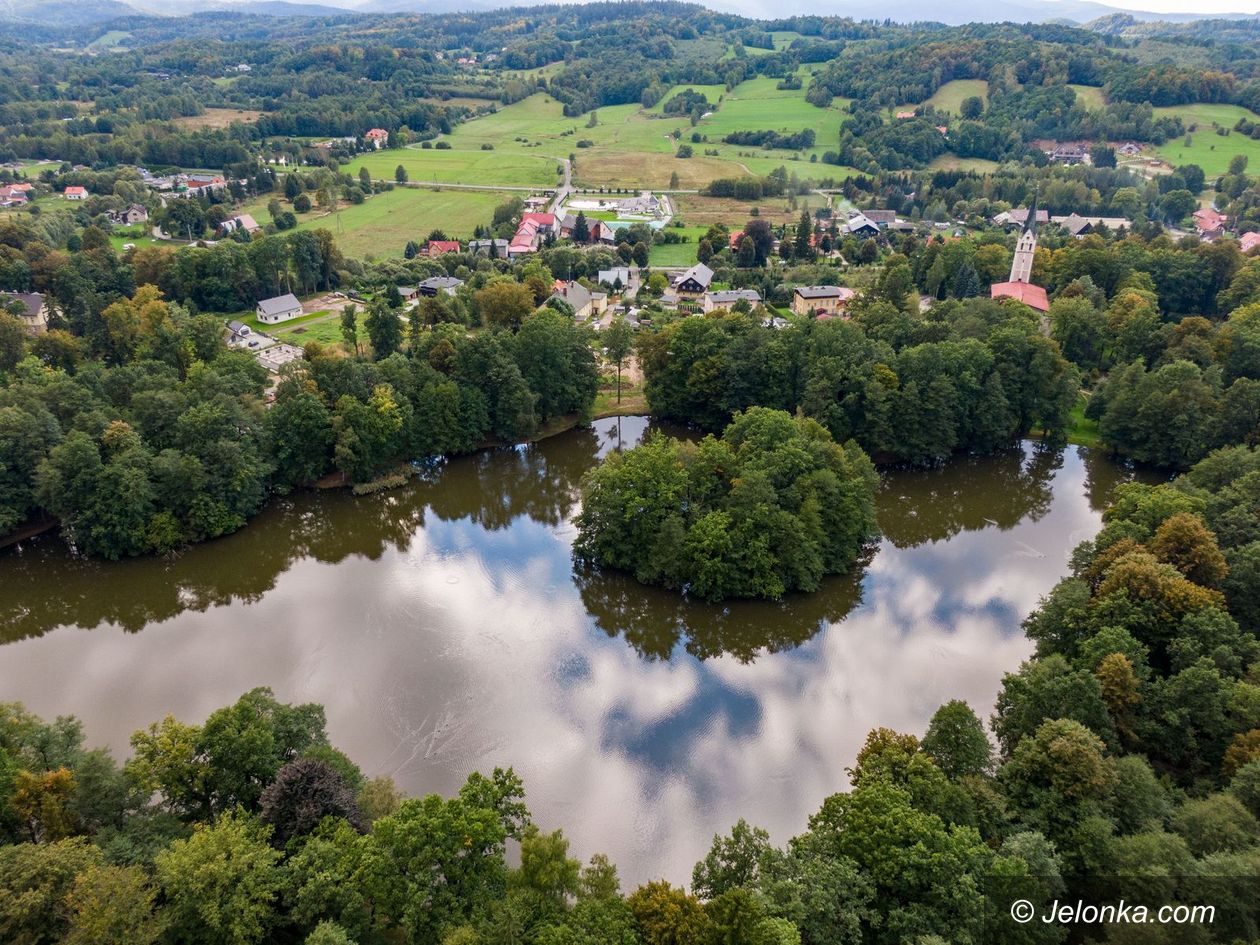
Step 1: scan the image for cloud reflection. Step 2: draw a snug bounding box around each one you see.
[0,422,1150,885]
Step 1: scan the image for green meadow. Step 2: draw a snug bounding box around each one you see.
[924,80,988,114]
[1069,85,1107,111]
[345,146,558,188]
[1152,103,1260,177]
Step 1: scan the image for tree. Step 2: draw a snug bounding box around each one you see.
[63,864,165,945]
[395,165,408,183]
[0,312,25,372]
[259,758,363,848]
[364,299,402,360]
[294,193,312,213]
[692,818,774,899]
[358,167,371,188]
[960,95,983,119]
[0,838,103,945]
[603,319,635,404]
[633,241,650,267]
[795,210,814,260]
[628,881,712,945]
[921,700,992,779]
[339,304,359,356]
[698,239,713,264]
[476,281,535,331]
[11,767,78,842]
[737,235,756,268]
[573,212,590,243]
[156,811,283,945]
[1150,511,1228,587]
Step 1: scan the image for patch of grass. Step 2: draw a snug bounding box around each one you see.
[173,108,263,130]
[925,79,988,114]
[594,376,648,416]
[649,226,708,266]
[1069,85,1106,111]
[927,154,1001,173]
[269,187,514,260]
[1152,103,1260,176]
[1066,398,1102,449]
[345,147,557,188]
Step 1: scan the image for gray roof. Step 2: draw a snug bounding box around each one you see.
[794,285,848,299]
[676,263,714,288]
[256,293,301,317]
[226,319,250,334]
[419,276,464,290]
[551,281,593,312]
[707,289,761,304]
[1,291,44,320]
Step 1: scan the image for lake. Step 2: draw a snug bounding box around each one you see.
[0,416,1152,884]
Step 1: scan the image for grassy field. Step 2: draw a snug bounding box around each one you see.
[1069,85,1107,111]
[1152,103,1260,176]
[243,187,516,260]
[345,146,558,188]
[672,193,812,226]
[87,30,130,50]
[926,154,1001,173]
[648,226,708,266]
[403,75,856,191]
[925,80,988,114]
[174,108,264,130]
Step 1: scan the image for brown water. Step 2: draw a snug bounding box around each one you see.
[0,417,1151,883]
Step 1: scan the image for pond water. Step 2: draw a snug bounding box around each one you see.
[0,417,1152,883]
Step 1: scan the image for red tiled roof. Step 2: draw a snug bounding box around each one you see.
[366,128,389,138]
[1193,208,1227,231]
[64,186,87,196]
[991,281,1049,313]
[1240,232,1260,254]
[427,240,461,255]
[522,212,555,226]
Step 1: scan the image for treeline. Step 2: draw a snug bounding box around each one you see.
[0,276,597,556]
[638,297,1079,465]
[574,408,878,601]
[724,128,815,151]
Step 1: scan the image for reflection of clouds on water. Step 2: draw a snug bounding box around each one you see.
[0,426,1148,886]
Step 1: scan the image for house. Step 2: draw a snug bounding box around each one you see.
[365,128,389,150]
[843,213,880,238]
[63,186,87,200]
[598,267,632,289]
[728,230,745,251]
[510,212,558,256]
[1240,232,1260,254]
[426,240,461,256]
[1052,213,1131,238]
[590,220,618,244]
[255,293,303,325]
[0,184,28,207]
[418,276,464,297]
[1,291,47,334]
[225,319,254,346]
[990,281,1049,313]
[397,285,420,303]
[895,110,916,120]
[108,204,149,226]
[1193,208,1228,239]
[791,285,855,316]
[1046,143,1088,165]
[993,208,1050,228]
[220,213,261,235]
[549,281,596,320]
[673,263,714,298]
[702,289,761,313]
[1118,142,1142,156]
[468,238,509,256]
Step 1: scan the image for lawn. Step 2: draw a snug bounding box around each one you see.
[1069,85,1107,111]
[345,147,558,188]
[672,193,811,227]
[925,80,988,114]
[1152,103,1260,176]
[1065,397,1102,449]
[927,154,1001,173]
[245,187,518,260]
[648,226,708,267]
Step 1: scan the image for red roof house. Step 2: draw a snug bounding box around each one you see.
[427,240,461,255]
[1240,232,1260,254]
[990,281,1049,313]
[64,186,87,200]
[1193,208,1227,233]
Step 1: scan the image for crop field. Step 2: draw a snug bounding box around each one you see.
[672,193,816,226]
[924,80,988,114]
[1152,103,1260,176]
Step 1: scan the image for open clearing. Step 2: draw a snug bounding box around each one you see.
[345,146,558,188]
[1069,85,1107,111]
[1152,103,1260,176]
[927,154,1001,173]
[925,80,988,114]
[174,108,264,130]
[240,187,515,260]
[672,193,814,226]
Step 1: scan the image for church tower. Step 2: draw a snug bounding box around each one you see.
[1009,191,1039,284]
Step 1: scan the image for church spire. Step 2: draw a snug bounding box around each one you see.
[1008,188,1039,284]
[1024,188,1039,236]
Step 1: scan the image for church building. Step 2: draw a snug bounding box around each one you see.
[990,193,1049,313]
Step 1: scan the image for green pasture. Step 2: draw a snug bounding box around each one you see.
[345,146,558,188]
[924,80,988,114]
[1152,103,1260,177]
[1069,85,1107,111]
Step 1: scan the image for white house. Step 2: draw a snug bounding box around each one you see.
[255,293,303,325]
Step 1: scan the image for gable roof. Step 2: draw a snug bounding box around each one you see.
[706,289,761,305]
[794,285,853,300]
[676,263,714,288]
[256,293,301,317]
[419,276,464,290]
[1240,232,1260,254]
[1,291,44,320]
[427,240,461,254]
[990,281,1049,313]
[64,186,87,197]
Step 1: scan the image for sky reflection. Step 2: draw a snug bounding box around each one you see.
[0,420,1143,884]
